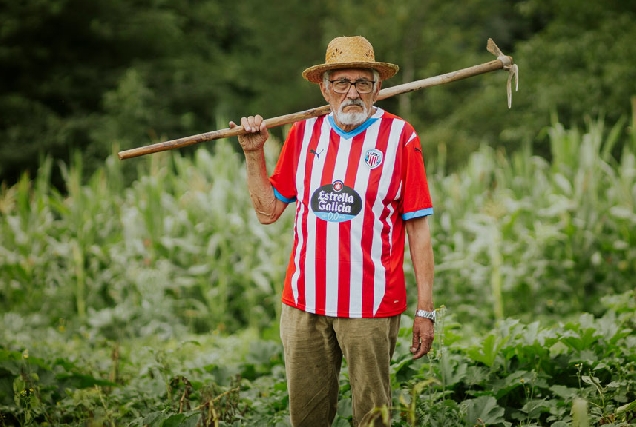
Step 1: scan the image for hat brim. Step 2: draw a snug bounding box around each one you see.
[302,61,399,84]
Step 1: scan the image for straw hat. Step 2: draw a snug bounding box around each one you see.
[302,36,399,84]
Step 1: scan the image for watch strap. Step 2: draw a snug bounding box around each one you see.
[415,309,436,323]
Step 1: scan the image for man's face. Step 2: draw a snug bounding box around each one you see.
[320,68,381,131]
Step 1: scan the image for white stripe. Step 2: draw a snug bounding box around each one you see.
[405,131,417,146]
[290,118,316,305]
[371,119,404,315]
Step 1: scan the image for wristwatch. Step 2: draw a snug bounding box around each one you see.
[415,309,436,323]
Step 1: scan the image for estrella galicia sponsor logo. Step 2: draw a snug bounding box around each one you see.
[364,149,383,169]
[310,180,362,222]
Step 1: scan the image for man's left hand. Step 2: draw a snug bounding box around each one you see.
[410,316,434,359]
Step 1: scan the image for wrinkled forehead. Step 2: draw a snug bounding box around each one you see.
[329,68,375,80]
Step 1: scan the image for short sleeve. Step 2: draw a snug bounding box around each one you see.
[399,129,433,220]
[269,122,302,203]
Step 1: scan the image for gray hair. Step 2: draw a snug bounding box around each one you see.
[322,69,380,90]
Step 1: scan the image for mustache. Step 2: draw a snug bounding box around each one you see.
[341,99,364,108]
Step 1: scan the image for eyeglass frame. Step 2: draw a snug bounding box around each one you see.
[328,78,377,94]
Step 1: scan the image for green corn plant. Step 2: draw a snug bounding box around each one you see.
[2,115,634,339]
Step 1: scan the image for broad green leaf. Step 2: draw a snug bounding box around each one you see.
[616,399,636,415]
[144,411,168,427]
[521,399,553,418]
[550,385,579,400]
[161,413,185,427]
[549,342,569,358]
[463,396,510,426]
[465,333,509,368]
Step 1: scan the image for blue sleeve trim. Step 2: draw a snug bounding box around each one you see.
[402,208,434,220]
[273,187,296,204]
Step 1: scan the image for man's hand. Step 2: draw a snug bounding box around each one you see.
[229,115,269,153]
[410,316,434,359]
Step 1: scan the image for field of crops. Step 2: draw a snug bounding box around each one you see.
[1,117,635,426]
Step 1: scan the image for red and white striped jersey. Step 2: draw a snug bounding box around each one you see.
[270,108,433,318]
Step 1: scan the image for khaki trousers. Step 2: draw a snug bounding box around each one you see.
[280,304,400,427]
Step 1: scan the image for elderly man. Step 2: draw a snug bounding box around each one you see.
[230,36,435,427]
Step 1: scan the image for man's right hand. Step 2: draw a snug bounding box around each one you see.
[229,115,269,153]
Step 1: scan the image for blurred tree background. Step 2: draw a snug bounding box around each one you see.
[1,0,635,186]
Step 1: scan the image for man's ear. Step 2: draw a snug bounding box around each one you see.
[319,82,330,102]
[373,80,383,102]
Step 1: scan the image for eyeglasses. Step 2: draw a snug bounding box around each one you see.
[329,79,376,94]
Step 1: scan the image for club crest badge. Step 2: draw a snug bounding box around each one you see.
[364,149,383,169]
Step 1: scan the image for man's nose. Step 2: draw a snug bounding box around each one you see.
[347,84,361,98]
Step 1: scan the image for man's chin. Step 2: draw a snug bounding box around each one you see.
[337,112,367,127]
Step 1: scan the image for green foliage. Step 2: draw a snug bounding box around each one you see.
[390,292,636,426]
[2,1,636,185]
[2,116,635,336]
[0,346,117,426]
[1,290,634,426]
[1,3,635,423]
[0,0,247,187]
[0,137,292,338]
[0,324,292,427]
[0,116,635,425]
[426,116,636,325]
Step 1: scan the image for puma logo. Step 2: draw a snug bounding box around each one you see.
[309,148,325,158]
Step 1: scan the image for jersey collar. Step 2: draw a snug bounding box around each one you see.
[328,108,384,139]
